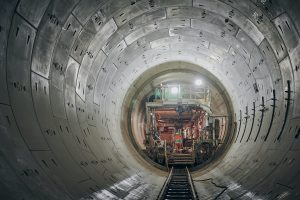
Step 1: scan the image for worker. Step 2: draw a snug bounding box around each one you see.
[174,132,183,153]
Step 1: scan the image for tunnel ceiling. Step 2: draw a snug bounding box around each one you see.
[0,0,300,199]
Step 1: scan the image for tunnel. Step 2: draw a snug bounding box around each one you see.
[0,0,300,199]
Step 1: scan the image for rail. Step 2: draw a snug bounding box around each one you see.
[186,166,198,199]
[157,167,173,200]
[157,167,198,200]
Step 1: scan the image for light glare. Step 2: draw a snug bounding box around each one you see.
[195,79,202,86]
[171,87,178,94]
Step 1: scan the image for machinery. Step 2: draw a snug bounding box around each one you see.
[143,83,227,167]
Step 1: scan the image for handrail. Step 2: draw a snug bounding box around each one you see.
[157,167,173,200]
[186,167,198,200]
[164,140,168,170]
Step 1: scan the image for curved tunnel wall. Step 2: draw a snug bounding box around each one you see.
[0,0,300,199]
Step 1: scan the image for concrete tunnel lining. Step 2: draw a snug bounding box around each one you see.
[0,0,300,199]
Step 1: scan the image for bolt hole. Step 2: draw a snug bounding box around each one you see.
[278,25,283,34]
[51,159,57,166]
[285,21,291,30]
[42,160,49,168]
[6,116,10,125]
[16,27,19,37]
[295,127,300,139]
[23,170,29,176]
[26,35,30,44]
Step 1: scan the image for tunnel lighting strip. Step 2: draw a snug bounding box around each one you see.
[229,121,237,144]
[239,106,249,143]
[254,97,266,142]
[264,90,276,142]
[276,80,292,141]
[234,110,242,143]
[246,102,256,142]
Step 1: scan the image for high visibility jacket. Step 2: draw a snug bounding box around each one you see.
[175,134,182,143]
